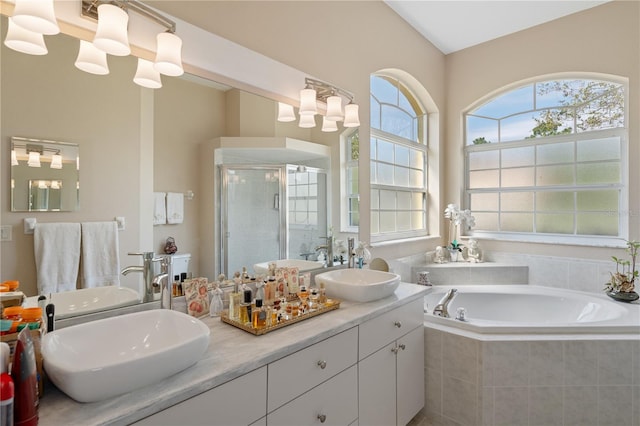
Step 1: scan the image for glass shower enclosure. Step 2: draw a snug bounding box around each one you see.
[220,164,328,276]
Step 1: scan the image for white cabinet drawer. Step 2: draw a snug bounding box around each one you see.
[267,365,358,426]
[134,366,267,426]
[268,327,357,412]
[358,298,423,360]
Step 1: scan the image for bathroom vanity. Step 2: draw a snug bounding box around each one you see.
[37,283,428,426]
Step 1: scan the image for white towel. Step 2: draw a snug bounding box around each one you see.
[153,192,166,225]
[166,192,184,224]
[33,223,81,295]
[80,221,121,288]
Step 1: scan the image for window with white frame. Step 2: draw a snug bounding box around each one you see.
[370,74,428,241]
[344,130,359,230]
[465,77,627,244]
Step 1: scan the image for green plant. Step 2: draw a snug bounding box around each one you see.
[604,240,639,293]
[472,137,490,145]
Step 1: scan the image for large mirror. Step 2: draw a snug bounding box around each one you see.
[11,137,80,212]
[1,21,356,320]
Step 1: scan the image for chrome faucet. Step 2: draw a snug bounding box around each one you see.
[152,255,174,310]
[347,237,355,268]
[122,252,162,303]
[315,235,334,267]
[433,288,458,318]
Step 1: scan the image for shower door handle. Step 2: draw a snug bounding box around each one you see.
[273,193,279,210]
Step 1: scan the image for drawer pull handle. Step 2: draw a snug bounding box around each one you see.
[399,344,406,351]
[317,360,327,369]
[394,321,402,328]
[317,414,327,423]
[391,346,399,354]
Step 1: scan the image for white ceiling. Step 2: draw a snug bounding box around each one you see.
[384,1,610,54]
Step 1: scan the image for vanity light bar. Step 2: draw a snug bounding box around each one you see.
[81,0,176,33]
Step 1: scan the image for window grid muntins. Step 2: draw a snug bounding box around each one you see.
[346,131,360,228]
[370,75,427,238]
[288,171,318,226]
[465,76,628,237]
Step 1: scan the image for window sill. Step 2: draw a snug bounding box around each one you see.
[370,235,440,248]
[468,231,629,249]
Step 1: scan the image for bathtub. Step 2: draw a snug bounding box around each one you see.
[423,285,640,335]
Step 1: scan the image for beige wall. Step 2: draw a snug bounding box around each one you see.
[149,0,448,261]
[152,76,226,276]
[445,0,639,260]
[0,28,147,296]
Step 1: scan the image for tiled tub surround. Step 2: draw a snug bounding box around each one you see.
[38,283,428,425]
[390,250,617,295]
[423,327,640,426]
[422,285,640,426]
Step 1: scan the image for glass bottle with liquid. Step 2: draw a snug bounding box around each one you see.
[238,289,252,324]
[252,299,267,329]
[229,282,242,321]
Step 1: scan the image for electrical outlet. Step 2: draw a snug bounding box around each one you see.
[0,225,12,242]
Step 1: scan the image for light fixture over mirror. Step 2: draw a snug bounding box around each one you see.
[3,0,184,89]
[278,77,360,132]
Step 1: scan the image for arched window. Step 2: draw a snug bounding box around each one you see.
[370,74,428,241]
[465,76,627,244]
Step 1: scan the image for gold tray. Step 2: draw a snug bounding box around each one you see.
[220,299,340,335]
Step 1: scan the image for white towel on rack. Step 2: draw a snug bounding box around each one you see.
[153,192,166,225]
[80,221,121,288]
[33,223,81,295]
[166,192,184,224]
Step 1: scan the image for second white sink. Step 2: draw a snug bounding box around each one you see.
[41,309,210,402]
[253,259,325,274]
[314,268,401,302]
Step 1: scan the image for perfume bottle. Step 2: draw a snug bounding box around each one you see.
[318,282,327,305]
[239,289,252,324]
[229,282,242,321]
[252,299,267,329]
[264,278,276,306]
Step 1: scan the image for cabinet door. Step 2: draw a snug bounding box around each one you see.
[267,365,358,426]
[396,326,425,426]
[358,342,396,426]
[134,366,267,426]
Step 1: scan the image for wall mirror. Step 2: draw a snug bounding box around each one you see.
[1,20,357,321]
[10,137,80,212]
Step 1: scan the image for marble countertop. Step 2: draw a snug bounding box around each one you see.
[38,283,429,426]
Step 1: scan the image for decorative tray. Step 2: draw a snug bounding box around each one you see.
[220,299,341,335]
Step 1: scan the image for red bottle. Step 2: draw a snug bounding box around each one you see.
[11,329,38,426]
[1,342,14,426]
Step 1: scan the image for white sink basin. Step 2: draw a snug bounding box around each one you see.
[254,259,325,274]
[26,286,140,319]
[314,268,401,302]
[41,309,210,402]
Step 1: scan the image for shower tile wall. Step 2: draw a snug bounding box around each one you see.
[423,328,640,426]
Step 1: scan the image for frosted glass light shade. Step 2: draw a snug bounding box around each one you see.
[27,151,41,167]
[50,153,63,169]
[299,88,317,116]
[133,58,162,89]
[299,114,316,128]
[343,103,360,127]
[93,4,130,56]
[325,96,343,121]
[321,116,338,132]
[4,18,47,55]
[75,40,109,75]
[12,0,59,35]
[11,150,18,166]
[154,32,183,76]
[50,180,60,189]
[277,102,296,122]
